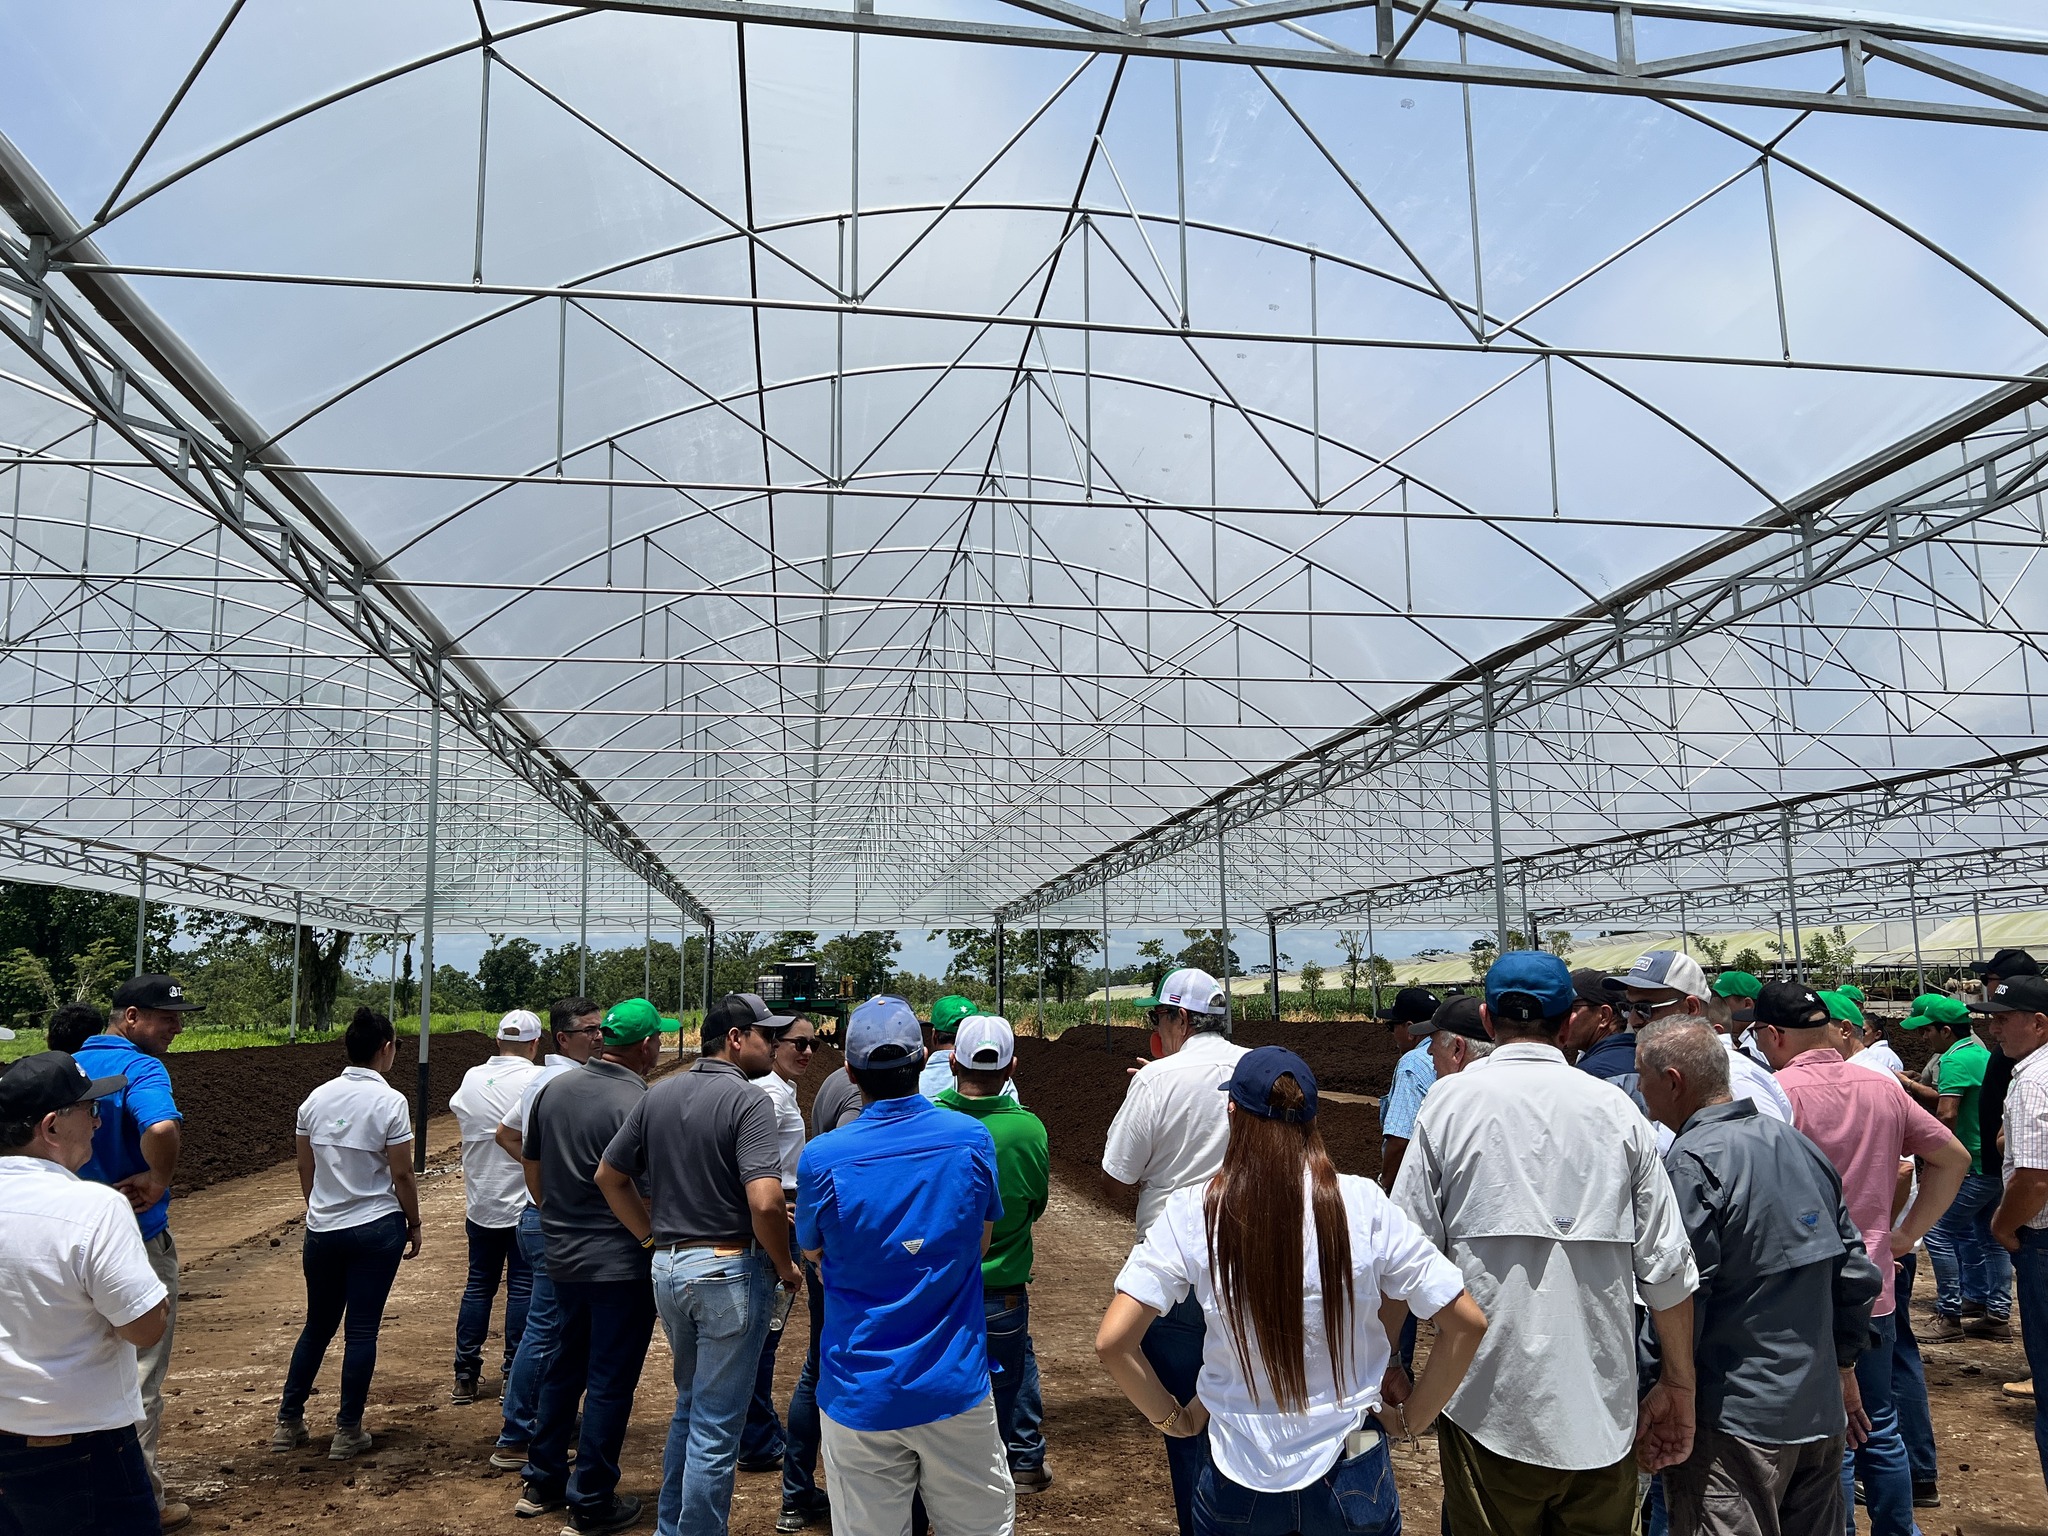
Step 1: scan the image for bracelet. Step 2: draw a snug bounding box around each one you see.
[1150,1400,1185,1432]
[640,1233,656,1250]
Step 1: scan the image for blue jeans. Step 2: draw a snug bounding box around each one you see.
[1840,1310,1921,1536]
[1144,1295,1214,1536]
[1891,1252,1937,1487]
[456,1218,533,1380]
[0,1426,158,1536]
[1191,1429,1401,1536]
[987,1289,1046,1472]
[279,1211,407,1426]
[498,1206,558,1448]
[524,1275,658,1520]
[652,1246,777,1536]
[781,1260,828,1515]
[1923,1171,2014,1320]
[2014,1227,2048,1492]
[739,1306,787,1466]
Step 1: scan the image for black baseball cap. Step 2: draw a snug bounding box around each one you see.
[110,975,205,1013]
[1570,969,1615,1009]
[1970,975,2048,1015]
[1972,948,2040,978]
[1754,980,1831,1031]
[1386,987,1441,1026]
[1419,994,1489,1042]
[0,1050,127,1123]
[706,993,794,1037]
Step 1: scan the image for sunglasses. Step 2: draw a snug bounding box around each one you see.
[779,1037,817,1053]
[56,1101,101,1123]
[1619,997,1684,1019]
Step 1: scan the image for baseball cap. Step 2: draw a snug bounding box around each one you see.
[1817,990,1865,1028]
[1905,993,1971,1027]
[1220,1046,1318,1123]
[1970,975,2048,1015]
[1485,951,1574,1025]
[109,974,205,1013]
[496,1009,543,1042]
[929,994,977,1036]
[1604,951,1710,1002]
[601,997,666,1045]
[846,995,926,1070]
[0,1050,127,1123]
[1712,970,1762,1000]
[1569,969,1614,1009]
[1137,967,1228,1016]
[953,1014,1015,1071]
[1420,994,1489,1041]
[706,993,795,1039]
[1754,981,1830,1031]
[1838,984,1867,1005]
[1972,948,2040,978]
[1386,987,1441,1026]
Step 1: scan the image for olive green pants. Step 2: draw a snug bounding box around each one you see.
[1438,1417,1639,1536]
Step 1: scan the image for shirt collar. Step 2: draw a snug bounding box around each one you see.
[865,1093,936,1121]
[585,1057,646,1084]
[1678,1099,1756,1138]
[1176,1030,1239,1059]
[1787,1047,1844,1071]
[1490,1040,1567,1064]
[0,1154,75,1180]
[2012,1042,2048,1078]
[691,1057,746,1080]
[936,1088,1011,1116]
[543,1053,575,1069]
[341,1065,385,1081]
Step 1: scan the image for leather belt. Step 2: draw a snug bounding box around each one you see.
[659,1238,757,1253]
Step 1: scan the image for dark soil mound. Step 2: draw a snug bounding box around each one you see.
[166,1032,496,1195]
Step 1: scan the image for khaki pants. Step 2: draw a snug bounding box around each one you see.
[1438,1417,1638,1536]
[820,1394,1015,1536]
[1661,1427,1843,1536]
[138,1227,179,1507]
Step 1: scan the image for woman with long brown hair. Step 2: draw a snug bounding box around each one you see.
[1096,1046,1486,1536]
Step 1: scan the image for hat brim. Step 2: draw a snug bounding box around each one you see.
[1967,997,2019,1014]
[78,1072,129,1102]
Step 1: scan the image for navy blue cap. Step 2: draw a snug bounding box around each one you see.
[1219,1045,1319,1123]
[1485,951,1575,1025]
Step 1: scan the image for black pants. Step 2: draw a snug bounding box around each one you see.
[0,1426,157,1536]
[279,1211,408,1426]
[525,1276,659,1519]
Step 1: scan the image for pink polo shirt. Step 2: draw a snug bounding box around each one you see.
[1777,1048,1952,1317]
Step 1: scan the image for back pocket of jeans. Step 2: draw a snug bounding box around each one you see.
[1328,1432,1399,1535]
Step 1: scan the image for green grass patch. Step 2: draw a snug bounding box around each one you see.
[0,1008,699,1063]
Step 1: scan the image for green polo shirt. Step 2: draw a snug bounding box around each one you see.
[935,1089,1049,1290]
[1936,1033,1992,1174]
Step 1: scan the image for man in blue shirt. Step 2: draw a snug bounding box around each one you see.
[1376,986,1442,1194]
[797,996,1010,1536]
[73,972,203,1532]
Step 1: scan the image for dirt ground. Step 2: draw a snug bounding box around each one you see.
[138,1032,2048,1535]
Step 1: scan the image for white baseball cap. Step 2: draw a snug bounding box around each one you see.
[954,1014,1016,1071]
[496,1009,544,1042]
[1604,950,1710,1002]
[1146,967,1229,1016]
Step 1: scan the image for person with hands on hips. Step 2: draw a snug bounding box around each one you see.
[1096,1047,1486,1536]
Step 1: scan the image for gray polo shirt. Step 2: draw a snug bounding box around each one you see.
[525,1058,650,1285]
[1661,1099,1884,1444]
[811,1069,864,1137]
[604,1058,783,1247]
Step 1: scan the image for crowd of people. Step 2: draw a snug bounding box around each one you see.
[5,946,2048,1536]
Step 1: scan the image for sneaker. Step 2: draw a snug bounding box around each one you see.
[1912,1481,1941,1508]
[159,1501,193,1532]
[566,1493,645,1534]
[775,1507,818,1534]
[1012,1464,1053,1495]
[328,1424,373,1460]
[1921,1312,1966,1342]
[516,1485,567,1518]
[2005,1376,2035,1401]
[737,1455,786,1473]
[1964,1314,2012,1340]
[269,1419,310,1453]
[453,1374,480,1406]
[491,1444,531,1472]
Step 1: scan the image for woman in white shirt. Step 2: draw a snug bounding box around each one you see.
[1096,1046,1486,1536]
[272,1009,421,1461]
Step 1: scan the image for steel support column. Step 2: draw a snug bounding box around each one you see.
[994,923,1006,1019]
[702,920,715,1013]
[1217,827,1233,1028]
[1908,868,1925,992]
[416,666,441,1173]
[133,855,147,976]
[578,838,590,997]
[1101,879,1112,1053]
[1782,811,1803,980]
[1268,920,1280,1021]
[1483,672,1508,949]
[288,890,302,1043]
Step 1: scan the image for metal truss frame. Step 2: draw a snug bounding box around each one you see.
[0,133,711,926]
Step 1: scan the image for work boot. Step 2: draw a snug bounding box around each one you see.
[1920,1312,1966,1342]
[453,1373,480,1405]
[269,1419,309,1453]
[159,1501,193,1531]
[491,1443,531,1472]
[516,1485,566,1519]
[567,1493,645,1534]
[2005,1376,2035,1401]
[328,1424,373,1460]
[1012,1464,1053,1495]
[1964,1314,2012,1341]
[1912,1480,1941,1508]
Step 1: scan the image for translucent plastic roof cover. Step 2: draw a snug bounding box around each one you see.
[2,1,2047,929]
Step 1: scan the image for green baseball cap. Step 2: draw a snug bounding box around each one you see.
[1900,993,1969,1029]
[601,997,664,1045]
[929,994,977,1036]
[1712,970,1762,999]
[1818,990,1865,1028]
[1838,984,1866,1005]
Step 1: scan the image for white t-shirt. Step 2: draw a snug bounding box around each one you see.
[503,1054,581,1138]
[450,1054,541,1227]
[1117,1174,1467,1492]
[0,1157,168,1435]
[1653,1041,1793,1154]
[1103,1032,1252,1237]
[297,1067,414,1232]
[758,1071,806,1191]
[1852,1041,1906,1076]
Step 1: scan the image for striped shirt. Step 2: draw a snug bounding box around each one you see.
[2003,1044,2048,1232]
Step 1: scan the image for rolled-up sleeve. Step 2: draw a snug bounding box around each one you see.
[1628,1127,1700,1311]
[1114,1209,1193,1315]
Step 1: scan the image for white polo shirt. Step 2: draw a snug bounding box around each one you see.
[450,1054,541,1228]
[297,1067,414,1233]
[503,1054,581,1138]
[1102,1030,1251,1237]
[0,1157,168,1435]
[757,1071,805,1191]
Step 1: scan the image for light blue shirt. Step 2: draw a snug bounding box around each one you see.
[1378,1040,1436,1142]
